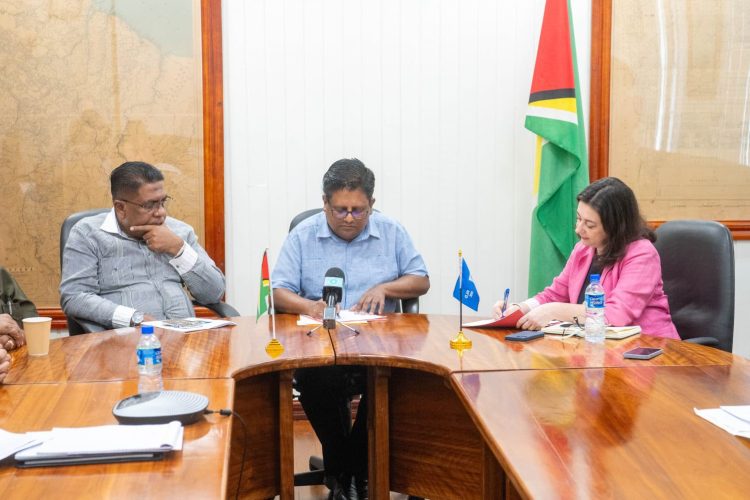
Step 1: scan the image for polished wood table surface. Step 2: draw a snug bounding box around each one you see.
[0,378,234,500]
[451,364,750,499]
[5,315,333,384]
[332,313,738,373]
[2,312,747,499]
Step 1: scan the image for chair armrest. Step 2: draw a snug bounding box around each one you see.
[684,337,721,348]
[67,316,108,335]
[401,297,420,314]
[194,301,240,318]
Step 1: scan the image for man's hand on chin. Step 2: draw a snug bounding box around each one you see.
[130,224,184,256]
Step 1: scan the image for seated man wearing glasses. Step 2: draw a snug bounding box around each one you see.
[60,161,225,330]
[273,158,430,500]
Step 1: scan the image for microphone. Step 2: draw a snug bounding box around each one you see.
[322,267,345,330]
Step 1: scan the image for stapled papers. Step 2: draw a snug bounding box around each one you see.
[145,318,236,333]
[695,406,750,439]
[14,421,183,467]
[297,310,386,326]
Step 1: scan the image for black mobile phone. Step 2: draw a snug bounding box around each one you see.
[623,347,663,360]
[506,330,544,342]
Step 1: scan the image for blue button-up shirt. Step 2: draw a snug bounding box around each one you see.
[272,211,428,312]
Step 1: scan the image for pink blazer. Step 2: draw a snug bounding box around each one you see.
[535,239,679,339]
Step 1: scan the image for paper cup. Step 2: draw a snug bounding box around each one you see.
[22,317,52,356]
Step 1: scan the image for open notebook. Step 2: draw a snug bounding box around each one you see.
[542,322,641,340]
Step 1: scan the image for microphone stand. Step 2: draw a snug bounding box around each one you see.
[306,311,361,336]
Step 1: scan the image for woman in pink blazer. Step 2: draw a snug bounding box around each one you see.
[494,177,678,339]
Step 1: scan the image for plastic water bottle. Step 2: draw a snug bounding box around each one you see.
[136,325,163,393]
[584,274,606,343]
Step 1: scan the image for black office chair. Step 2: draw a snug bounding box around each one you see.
[60,208,239,335]
[654,220,735,352]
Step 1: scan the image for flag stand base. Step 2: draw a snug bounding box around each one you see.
[449,330,472,349]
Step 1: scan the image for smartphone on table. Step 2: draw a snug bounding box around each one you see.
[623,347,662,360]
[505,331,544,342]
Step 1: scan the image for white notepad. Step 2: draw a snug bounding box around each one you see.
[541,323,641,340]
[15,421,183,467]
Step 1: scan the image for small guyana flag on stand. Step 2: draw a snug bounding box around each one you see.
[257,249,271,321]
[525,0,589,296]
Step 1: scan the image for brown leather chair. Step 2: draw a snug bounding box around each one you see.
[654,220,735,352]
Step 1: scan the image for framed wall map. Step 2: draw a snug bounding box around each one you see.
[590,0,750,239]
[0,0,224,315]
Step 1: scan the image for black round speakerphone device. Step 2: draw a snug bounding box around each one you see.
[112,391,209,425]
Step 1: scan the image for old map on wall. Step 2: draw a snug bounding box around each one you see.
[0,0,204,307]
[609,0,750,220]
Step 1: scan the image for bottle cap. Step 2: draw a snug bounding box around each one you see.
[141,325,154,334]
[590,274,600,283]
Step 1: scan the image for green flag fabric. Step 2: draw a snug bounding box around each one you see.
[525,0,589,295]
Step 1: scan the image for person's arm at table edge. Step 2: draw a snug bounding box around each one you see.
[273,287,326,320]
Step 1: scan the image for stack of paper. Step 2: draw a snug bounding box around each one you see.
[695,406,750,439]
[0,429,40,461]
[15,421,183,467]
[297,310,386,326]
[146,317,236,333]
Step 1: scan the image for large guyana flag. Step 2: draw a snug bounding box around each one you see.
[525,0,589,296]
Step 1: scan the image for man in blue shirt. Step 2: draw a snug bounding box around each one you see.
[273,158,429,499]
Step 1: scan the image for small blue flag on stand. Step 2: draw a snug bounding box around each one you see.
[453,258,480,311]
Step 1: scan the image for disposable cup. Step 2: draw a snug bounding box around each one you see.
[22,317,52,356]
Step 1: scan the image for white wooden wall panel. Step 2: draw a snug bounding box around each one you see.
[225,0,588,318]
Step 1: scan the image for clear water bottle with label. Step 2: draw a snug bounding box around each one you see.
[136,325,163,393]
[584,274,606,343]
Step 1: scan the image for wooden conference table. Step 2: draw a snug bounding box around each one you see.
[1,314,748,499]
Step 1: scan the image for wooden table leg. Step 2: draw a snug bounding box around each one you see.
[279,370,294,500]
[368,366,391,500]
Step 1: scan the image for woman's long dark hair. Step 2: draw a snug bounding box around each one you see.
[577,177,654,268]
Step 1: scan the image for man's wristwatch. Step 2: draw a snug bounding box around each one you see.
[130,311,145,327]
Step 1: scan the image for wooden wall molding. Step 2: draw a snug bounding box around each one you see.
[201,0,226,269]
[589,0,748,240]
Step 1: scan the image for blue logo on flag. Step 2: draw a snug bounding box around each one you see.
[453,258,480,311]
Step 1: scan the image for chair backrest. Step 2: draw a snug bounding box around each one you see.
[60,208,110,269]
[59,208,110,335]
[287,208,419,313]
[654,220,735,352]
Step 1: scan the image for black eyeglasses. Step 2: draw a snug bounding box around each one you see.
[327,206,370,220]
[119,195,172,212]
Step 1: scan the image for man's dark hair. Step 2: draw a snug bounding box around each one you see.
[110,161,164,199]
[577,176,655,268]
[322,158,375,201]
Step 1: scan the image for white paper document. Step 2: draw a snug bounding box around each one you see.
[297,309,386,326]
[15,421,184,467]
[0,428,40,461]
[694,406,750,438]
[145,317,236,333]
[541,323,642,340]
